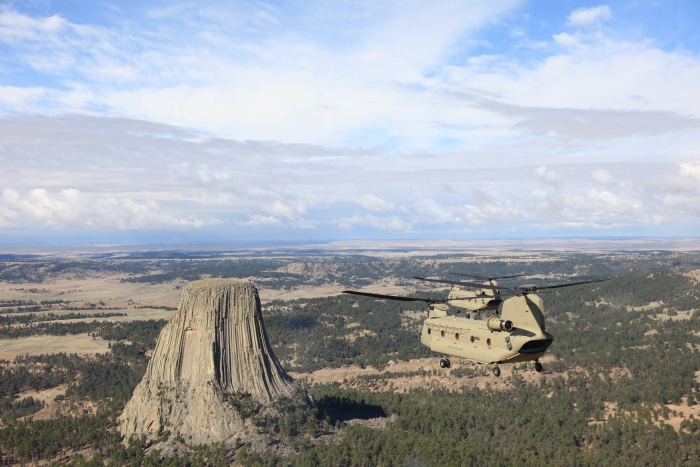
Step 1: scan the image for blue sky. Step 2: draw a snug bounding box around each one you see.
[0,0,699,244]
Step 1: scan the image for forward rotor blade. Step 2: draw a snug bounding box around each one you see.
[342,290,443,303]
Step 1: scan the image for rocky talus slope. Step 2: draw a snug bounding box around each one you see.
[118,279,296,444]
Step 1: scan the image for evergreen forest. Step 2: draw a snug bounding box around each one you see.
[0,251,699,466]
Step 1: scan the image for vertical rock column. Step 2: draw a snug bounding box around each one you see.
[118,279,296,444]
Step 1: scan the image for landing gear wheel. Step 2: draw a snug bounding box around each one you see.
[535,362,543,373]
[439,358,451,369]
[493,366,501,377]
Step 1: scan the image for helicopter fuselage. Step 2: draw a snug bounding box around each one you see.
[420,294,553,365]
[345,273,635,373]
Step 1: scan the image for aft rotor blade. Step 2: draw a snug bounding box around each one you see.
[342,290,443,303]
[497,290,554,296]
[451,273,530,280]
[532,273,644,291]
[413,277,507,291]
[416,273,643,294]
[449,273,489,280]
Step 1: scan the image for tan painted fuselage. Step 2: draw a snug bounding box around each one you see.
[420,294,553,365]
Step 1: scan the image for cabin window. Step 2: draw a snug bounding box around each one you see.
[455,333,460,340]
[440,330,445,337]
[470,336,474,343]
[427,328,431,335]
[487,338,492,346]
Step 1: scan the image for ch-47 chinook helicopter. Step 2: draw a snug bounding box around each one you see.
[343,273,634,377]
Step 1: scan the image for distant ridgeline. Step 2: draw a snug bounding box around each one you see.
[0,251,696,289]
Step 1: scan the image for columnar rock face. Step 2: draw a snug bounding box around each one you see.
[118,279,296,444]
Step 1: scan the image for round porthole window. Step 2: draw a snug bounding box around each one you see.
[470,336,474,343]
[441,330,445,337]
[427,328,431,335]
[455,333,460,340]
[487,338,492,346]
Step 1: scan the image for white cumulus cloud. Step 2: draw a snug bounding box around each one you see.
[552,32,580,47]
[2,188,211,230]
[411,199,459,224]
[243,214,282,226]
[0,205,19,227]
[338,214,412,231]
[535,165,561,183]
[567,5,612,26]
[592,169,616,185]
[265,200,299,220]
[679,163,700,181]
[353,194,395,212]
[0,11,66,42]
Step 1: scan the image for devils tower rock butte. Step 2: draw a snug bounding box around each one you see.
[118,279,297,444]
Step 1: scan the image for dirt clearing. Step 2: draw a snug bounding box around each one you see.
[21,307,176,323]
[289,355,561,393]
[0,334,111,360]
[18,384,68,404]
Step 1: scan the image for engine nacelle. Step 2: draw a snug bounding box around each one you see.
[487,317,513,332]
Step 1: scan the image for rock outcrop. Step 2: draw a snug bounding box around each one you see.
[118,279,296,444]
